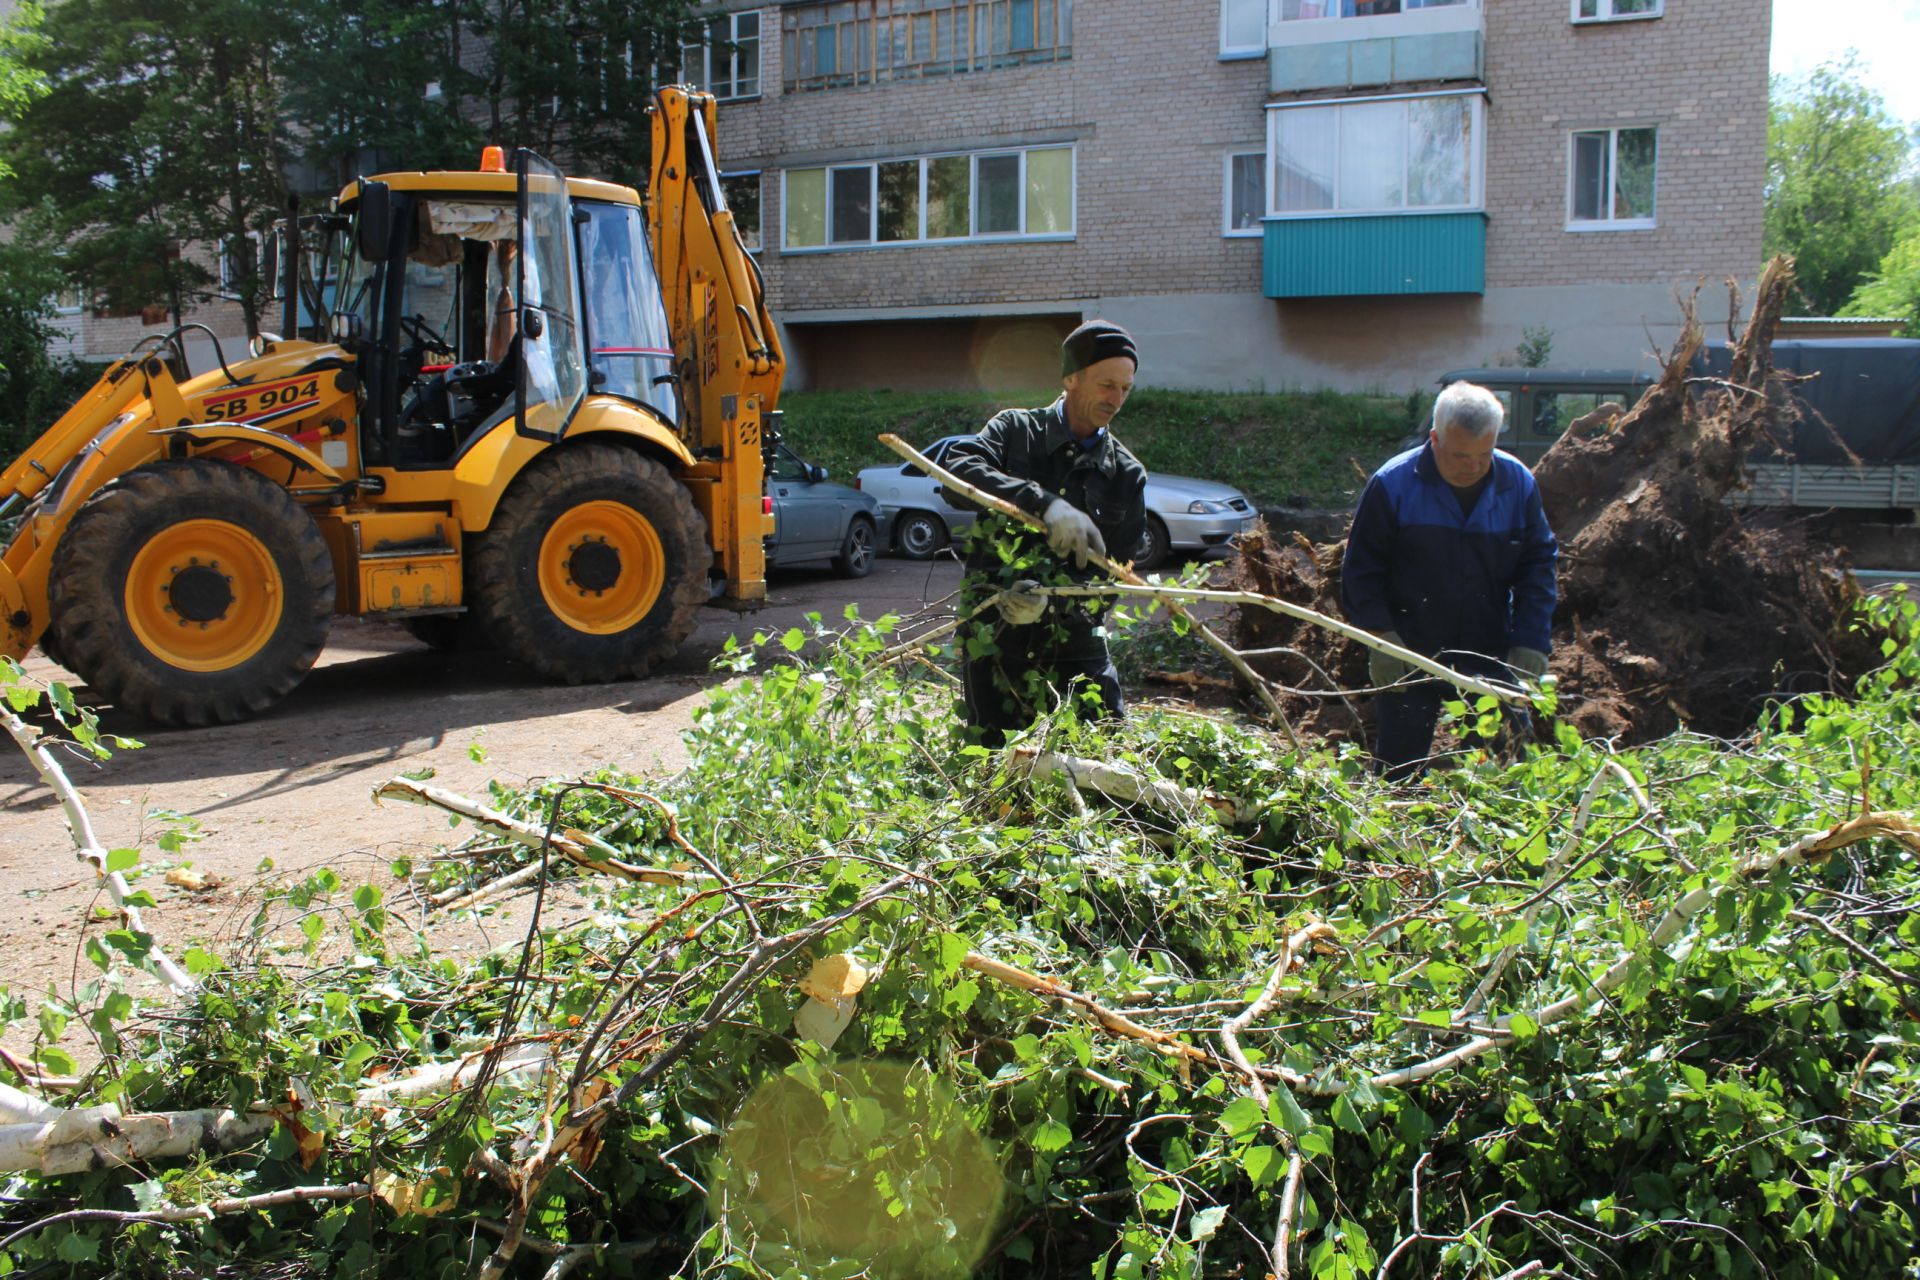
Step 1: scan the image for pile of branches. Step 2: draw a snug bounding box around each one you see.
[1229,256,1873,749]
[4,586,1920,1278]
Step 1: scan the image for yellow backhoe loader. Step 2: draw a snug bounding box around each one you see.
[0,87,780,725]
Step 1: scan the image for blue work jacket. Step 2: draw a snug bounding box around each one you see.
[1340,441,1558,661]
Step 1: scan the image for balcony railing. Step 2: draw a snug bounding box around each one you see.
[782,0,1071,93]
[1269,0,1481,92]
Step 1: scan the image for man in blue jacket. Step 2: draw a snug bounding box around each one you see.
[1340,381,1558,776]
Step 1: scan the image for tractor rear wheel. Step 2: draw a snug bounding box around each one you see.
[49,461,335,725]
[471,444,707,683]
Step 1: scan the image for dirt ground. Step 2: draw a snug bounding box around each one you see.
[0,558,965,1053]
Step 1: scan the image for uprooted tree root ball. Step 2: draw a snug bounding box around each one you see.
[1230,255,1878,748]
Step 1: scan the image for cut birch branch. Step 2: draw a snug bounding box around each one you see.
[1042,582,1529,707]
[877,432,1306,749]
[374,778,708,888]
[0,1105,277,1176]
[0,1080,60,1125]
[3,705,196,995]
[0,1182,372,1254]
[1219,923,1341,1108]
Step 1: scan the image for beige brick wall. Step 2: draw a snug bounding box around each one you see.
[1483,0,1768,289]
[714,1,1270,315]
[714,0,1767,325]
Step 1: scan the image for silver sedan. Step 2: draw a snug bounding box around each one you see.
[854,435,1260,569]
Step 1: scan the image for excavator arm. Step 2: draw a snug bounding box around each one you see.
[647,85,784,606]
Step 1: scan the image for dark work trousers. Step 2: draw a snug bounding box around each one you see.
[1372,654,1517,780]
[962,648,1125,749]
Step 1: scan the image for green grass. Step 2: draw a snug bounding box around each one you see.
[776,386,1426,509]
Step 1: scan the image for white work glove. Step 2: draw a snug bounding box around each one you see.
[1041,498,1106,569]
[994,580,1047,627]
[1507,647,1550,682]
[1368,630,1414,688]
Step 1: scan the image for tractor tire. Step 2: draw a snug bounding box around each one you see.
[34,622,74,675]
[471,444,707,683]
[48,461,335,726]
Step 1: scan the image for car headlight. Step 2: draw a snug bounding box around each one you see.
[1187,499,1231,514]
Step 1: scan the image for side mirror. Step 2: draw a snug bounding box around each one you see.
[356,181,391,261]
[523,309,545,341]
[807,464,828,484]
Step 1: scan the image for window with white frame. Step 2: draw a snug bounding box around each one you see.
[1221,0,1267,55]
[51,283,84,315]
[1568,127,1656,229]
[1224,152,1265,234]
[683,9,761,100]
[1266,92,1483,216]
[721,172,761,252]
[1571,0,1661,21]
[783,145,1074,250]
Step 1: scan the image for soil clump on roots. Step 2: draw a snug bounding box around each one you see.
[1227,257,1872,749]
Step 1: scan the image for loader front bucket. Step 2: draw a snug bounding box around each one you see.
[0,561,29,661]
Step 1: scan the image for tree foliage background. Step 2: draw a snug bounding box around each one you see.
[0,0,699,352]
[1765,56,1917,319]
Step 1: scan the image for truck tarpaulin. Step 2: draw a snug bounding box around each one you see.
[1695,338,1920,466]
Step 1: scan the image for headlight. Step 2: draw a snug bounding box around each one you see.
[1187,499,1230,514]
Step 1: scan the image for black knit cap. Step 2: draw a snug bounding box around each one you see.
[1061,319,1138,377]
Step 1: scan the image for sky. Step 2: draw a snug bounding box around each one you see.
[1772,0,1920,125]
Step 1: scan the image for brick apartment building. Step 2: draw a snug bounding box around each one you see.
[690,0,1769,392]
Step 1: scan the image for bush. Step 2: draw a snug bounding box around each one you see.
[778,387,1421,510]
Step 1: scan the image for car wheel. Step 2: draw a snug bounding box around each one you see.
[835,517,877,579]
[1134,514,1171,571]
[894,510,947,560]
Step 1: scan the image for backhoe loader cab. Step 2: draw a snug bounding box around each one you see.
[0,88,782,725]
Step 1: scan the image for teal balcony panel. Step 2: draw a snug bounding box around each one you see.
[1269,29,1481,93]
[1263,212,1486,298]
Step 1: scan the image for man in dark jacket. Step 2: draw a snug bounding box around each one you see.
[1341,380,1558,776]
[946,320,1149,747]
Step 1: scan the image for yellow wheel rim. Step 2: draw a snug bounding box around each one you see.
[536,500,664,635]
[125,519,283,672]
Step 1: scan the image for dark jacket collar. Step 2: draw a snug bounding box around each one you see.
[1042,397,1119,475]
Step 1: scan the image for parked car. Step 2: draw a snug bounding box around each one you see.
[1435,367,1656,466]
[854,436,1260,569]
[765,444,880,578]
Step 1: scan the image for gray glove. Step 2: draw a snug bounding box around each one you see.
[1368,630,1413,688]
[1042,497,1106,569]
[995,580,1047,627]
[1507,646,1550,681]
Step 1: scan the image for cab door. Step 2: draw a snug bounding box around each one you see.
[513,150,588,442]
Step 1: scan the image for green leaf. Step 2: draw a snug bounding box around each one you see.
[1508,1012,1538,1041]
[1218,1095,1264,1138]
[1267,1083,1312,1135]
[104,847,139,873]
[781,627,807,652]
[36,1045,77,1076]
[1243,1143,1282,1187]
[1188,1205,1228,1242]
[1029,1117,1072,1152]
[1330,1094,1367,1136]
